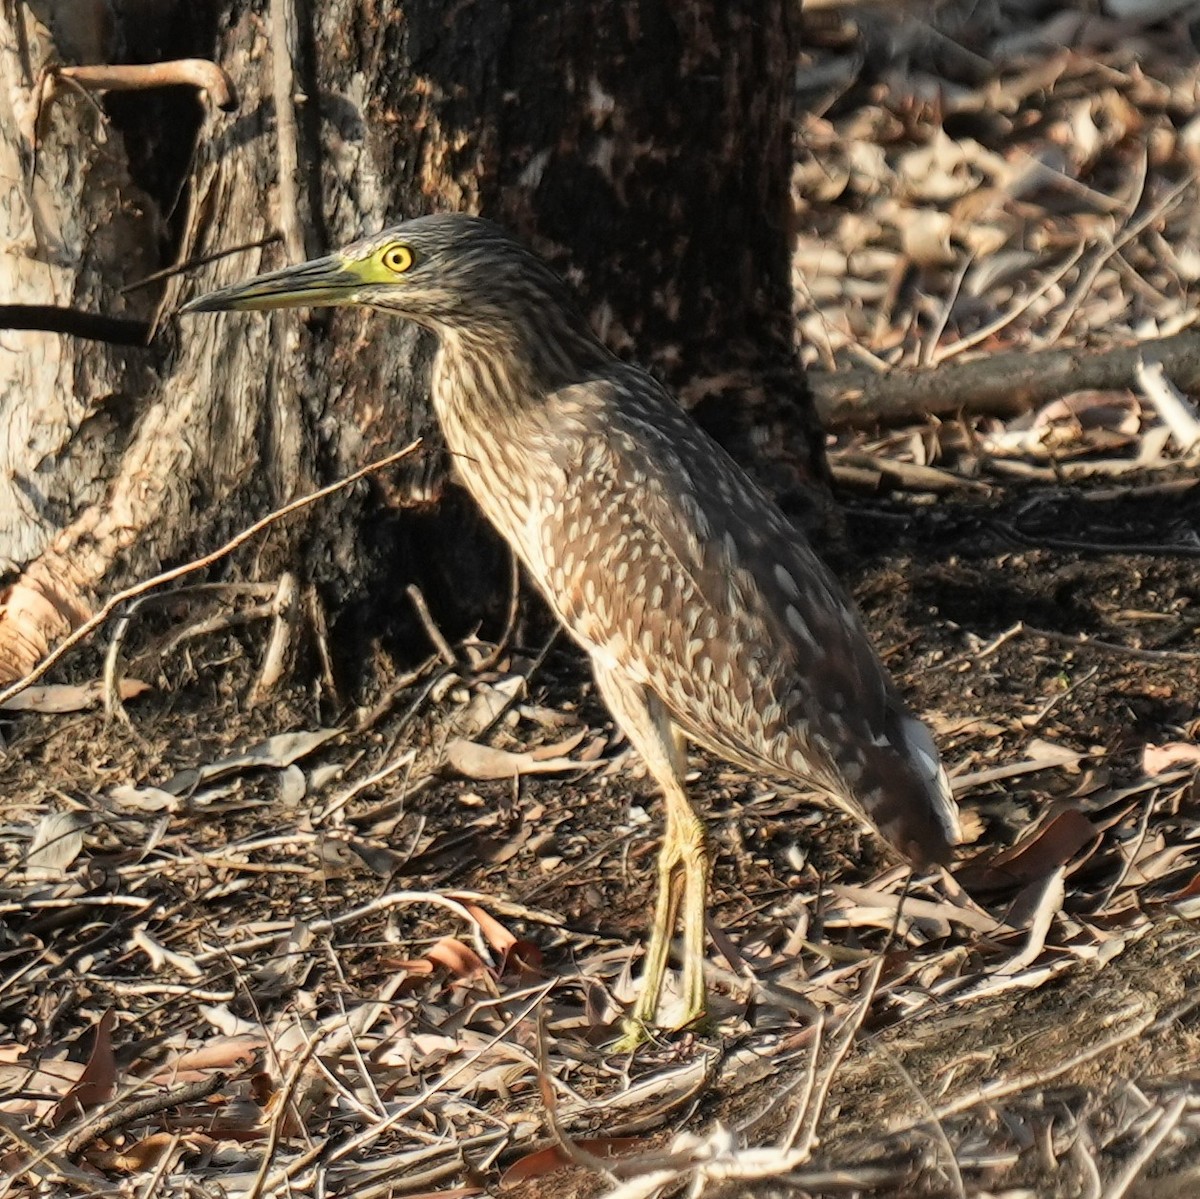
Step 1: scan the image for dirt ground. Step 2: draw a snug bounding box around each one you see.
[2,465,1198,1197]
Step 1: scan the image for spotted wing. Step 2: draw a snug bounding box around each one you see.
[533,372,959,866]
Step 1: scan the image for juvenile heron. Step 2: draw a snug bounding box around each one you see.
[182,214,960,1037]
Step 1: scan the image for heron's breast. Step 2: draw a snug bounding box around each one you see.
[430,369,562,570]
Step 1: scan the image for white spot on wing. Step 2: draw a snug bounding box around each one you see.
[786,605,819,653]
[775,564,800,600]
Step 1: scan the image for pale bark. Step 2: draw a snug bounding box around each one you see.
[0,5,163,679]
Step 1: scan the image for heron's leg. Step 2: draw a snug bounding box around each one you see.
[591,664,709,1040]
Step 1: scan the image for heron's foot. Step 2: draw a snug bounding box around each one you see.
[609,998,710,1054]
[610,1017,654,1054]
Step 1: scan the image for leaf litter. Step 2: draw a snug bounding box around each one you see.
[3,4,1200,1196]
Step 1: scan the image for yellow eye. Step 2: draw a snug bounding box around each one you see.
[381,244,414,274]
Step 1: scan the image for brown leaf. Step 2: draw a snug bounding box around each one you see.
[461,900,517,955]
[95,1131,191,1172]
[445,738,599,780]
[50,1010,118,1127]
[500,1138,645,1186]
[461,900,545,974]
[956,809,1101,894]
[382,955,437,976]
[1167,871,1200,901]
[425,937,491,981]
[157,1036,264,1079]
[528,728,587,760]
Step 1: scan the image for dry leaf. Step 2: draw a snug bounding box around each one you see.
[50,1010,118,1128]
[26,811,86,879]
[445,738,598,780]
[1143,741,1200,775]
[0,679,150,713]
[958,809,1100,893]
[501,1138,646,1186]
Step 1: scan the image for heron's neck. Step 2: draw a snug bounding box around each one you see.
[432,316,612,432]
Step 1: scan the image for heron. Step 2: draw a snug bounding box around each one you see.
[182,213,960,1041]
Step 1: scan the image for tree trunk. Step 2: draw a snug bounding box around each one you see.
[0,0,822,693]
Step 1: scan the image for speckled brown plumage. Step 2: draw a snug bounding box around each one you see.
[183,213,961,1036]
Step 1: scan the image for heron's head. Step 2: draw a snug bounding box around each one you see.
[180,214,587,347]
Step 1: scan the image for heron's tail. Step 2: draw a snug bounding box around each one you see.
[836,709,960,868]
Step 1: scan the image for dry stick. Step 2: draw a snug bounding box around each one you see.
[1100,1092,1188,1199]
[860,1031,966,1199]
[1092,788,1157,917]
[243,1027,322,1199]
[101,582,278,722]
[890,1006,1155,1137]
[1071,1131,1103,1199]
[406,583,457,666]
[0,305,151,345]
[62,1072,230,1159]
[790,954,885,1159]
[1041,158,1169,348]
[121,235,283,295]
[920,252,972,369]
[535,1008,619,1184]
[247,571,301,705]
[933,242,1087,364]
[809,329,1200,429]
[0,1114,103,1197]
[314,980,558,1174]
[190,888,491,967]
[0,440,422,711]
[767,1012,824,1149]
[1022,622,1200,663]
[1136,357,1200,452]
[474,547,522,673]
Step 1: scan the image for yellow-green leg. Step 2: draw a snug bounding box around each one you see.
[592,665,709,1048]
[628,788,709,1031]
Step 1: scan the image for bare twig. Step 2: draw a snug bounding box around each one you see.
[249,571,301,705]
[63,1072,230,1159]
[1136,357,1200,453]
[0,441,422,709]
[1099,1093,1188,1199]
[123,235,283,295]
[791,955,885,1158]
[474,547,522,673]
[891,1006,1155,1135]
[1023,623,1200,664]
[406,584,457,666]
[0,305,150,345]
[933,243,1087,364]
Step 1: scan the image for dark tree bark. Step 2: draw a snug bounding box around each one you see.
[0,0,823,692]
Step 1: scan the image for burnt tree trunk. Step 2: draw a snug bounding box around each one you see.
[0,0,823,695]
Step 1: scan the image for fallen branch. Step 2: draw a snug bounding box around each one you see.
[809,330,1200,428]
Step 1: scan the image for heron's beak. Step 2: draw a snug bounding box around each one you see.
[179,254,366,313]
